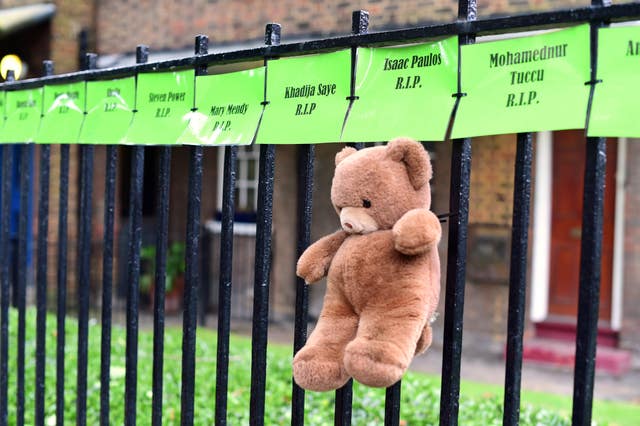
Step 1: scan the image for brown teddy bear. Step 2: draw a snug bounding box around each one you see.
[293,137,441,391]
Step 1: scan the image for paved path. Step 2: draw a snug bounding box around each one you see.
[141,312,640,403]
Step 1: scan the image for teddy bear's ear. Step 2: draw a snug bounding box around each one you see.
[335,147,357,166]
[386,137,432,189]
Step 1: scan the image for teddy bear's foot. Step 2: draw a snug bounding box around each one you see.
[415,324,433,355]
[343,338,408,388]
[293,349,350,392]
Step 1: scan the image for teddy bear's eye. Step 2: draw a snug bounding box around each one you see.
[362,199,371,208]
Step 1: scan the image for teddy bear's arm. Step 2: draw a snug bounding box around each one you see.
[392,208,442,256]
[296,230,349,284]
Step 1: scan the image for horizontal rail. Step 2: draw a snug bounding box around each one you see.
[2,3,640,90]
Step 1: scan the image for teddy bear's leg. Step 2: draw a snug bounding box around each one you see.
[292,289,358,392]
[343,291,427,388]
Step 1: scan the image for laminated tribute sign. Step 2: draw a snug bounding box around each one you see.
[588,26,640,137]
[37,82,86,144]
[0,88,43,143]
[179,67,265,145]
[257,50,350,144]
[342,38,458,142]
[0,92,4,132]
[451,24,591,138]
[124,69,195,145]
[78,77,135,144]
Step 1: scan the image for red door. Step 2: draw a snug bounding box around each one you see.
[548,130,615,322]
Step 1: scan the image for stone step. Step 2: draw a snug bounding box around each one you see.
[522,338,632,375]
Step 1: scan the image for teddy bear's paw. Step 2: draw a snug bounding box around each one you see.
[343,338,409,388]
[293,351,350,392]
[393,209,442,256]
[296,257,326,284]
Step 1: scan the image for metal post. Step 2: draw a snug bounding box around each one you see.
[35,60,53,426]
[16,119,32,426]
[439,0,475,423]
[502,132,533,426]
[215,143,237,426]
[100,140,117,426]
[291,142,315,426]
[572,1,610,421]
[76,52,97,426]
[249,23,280,426]
[179,34,208,426]
[125,45,149,426]
[0,69,16,426]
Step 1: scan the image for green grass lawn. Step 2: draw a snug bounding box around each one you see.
[3,308,637,425]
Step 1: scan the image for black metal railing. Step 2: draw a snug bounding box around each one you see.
[0,0,637,425]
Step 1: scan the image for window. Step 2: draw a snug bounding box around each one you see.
[216,144,260,223]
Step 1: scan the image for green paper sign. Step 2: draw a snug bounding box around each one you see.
[588,26,640,137]
[124,69,195,145]
[37,82,86,144]
[78,77,135,144]
[179,68,265,145]
[257,50,350,144]
[451,25,590,138]
[342,38,458,142]
[0,92,5,134]
[0,88,43,143]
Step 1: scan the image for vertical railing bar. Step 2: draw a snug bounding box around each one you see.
[99,143,117,425]
[76,53,97,426]
[335,12,368,426]
[249,144,275,426]
[571,138,606,426]
[56,142,69,426]
[35,60,53,426]
[334,380,353,426]
[249,23,280,426]
[124,45,148,426]
[439,0,475,424]
[290,143,314,426]
[439,138,472,426]
[199,228,211,327]
[502,132,533,426]
[572,1,609,422]
[179,34,208,426]
[384,383,402,426]
[0,70,15,425]
[16,135,32,426]
[151,146,171,426]
[215,143,237,426]
[35,144,50,426]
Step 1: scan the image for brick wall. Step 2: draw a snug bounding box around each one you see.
[49,0,96,73]
[95,0,590,55]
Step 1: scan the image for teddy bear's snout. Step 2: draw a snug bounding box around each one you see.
[340,207,379,234]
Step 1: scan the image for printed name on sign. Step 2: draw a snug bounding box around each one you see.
[491,44,568,109]
[383,53,441,70]
[149,91,186,102]
[489,43,568,68]
[17,100,36,108]
[626,40,640,55]
[13,94,39,121]
[54,91,80,100]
